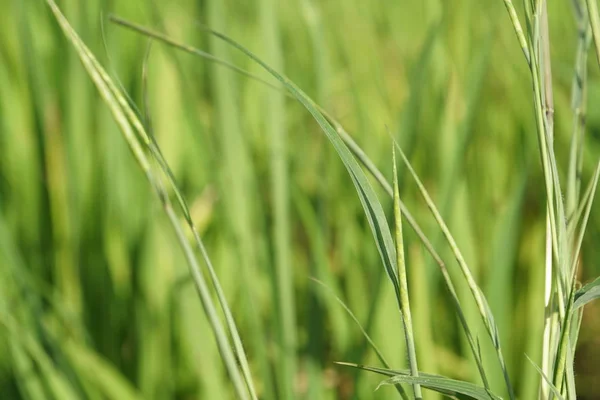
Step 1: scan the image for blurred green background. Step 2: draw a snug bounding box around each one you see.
[1,0,599,399]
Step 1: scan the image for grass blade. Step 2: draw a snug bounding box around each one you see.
[392,140,514,398]
[336,362,501,400]
[573,276,600,310]
[44,2,253,398]
[586,0,600,65]
[525,355,565,400]
[104,20,495,390]
[392,148,421,399]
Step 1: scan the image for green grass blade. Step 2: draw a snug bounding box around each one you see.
[392,140,514,398]
[525,355,565,400]
[336,362,500,399]
[104,17,449,314]
[573,277,600,310]
[377,375,502,400]
[569,161,600,274]
[586,0,600,66]
[140,16,405,311]
[501,0,531,65]
[393,148,421,399]
[43,2,252,398]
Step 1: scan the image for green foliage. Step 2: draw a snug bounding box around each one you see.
[1,0,600,399]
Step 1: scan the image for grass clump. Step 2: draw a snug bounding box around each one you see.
[0,0,599,399]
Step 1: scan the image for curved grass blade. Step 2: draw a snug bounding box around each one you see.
[43,2,253,398]
[105,16,438,293]
[336,362,500,400]
[139,43,261,400]
[107,16,491,389]
[525,355,565,400]
[119,18,406,308]
[573,276,600,310]
[377,375,502,400]
[392,140,514,398]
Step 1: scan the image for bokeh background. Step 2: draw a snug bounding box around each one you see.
[0,0,599,399]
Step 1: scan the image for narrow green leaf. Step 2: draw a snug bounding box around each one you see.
[336,362,500,400]
[107,19,492,391]
[586,0,600,66]
[377,375,502,400]
[392,140,513,396]
[44,2,253,398]
[573,277,600,310]
[525,355,565,400]
[112,17,404,312]
[393,147,421,399]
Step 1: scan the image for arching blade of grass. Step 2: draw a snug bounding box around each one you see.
[377,375,501,400]
[108,15,402,297]
[105,16,436,289]
[337,362,502,400]
[573,277,600,310]
[392,141,514,399]
[145,20,402,307]
[107,15,496,391]
[138,30,265,400]
[43,2,253,399]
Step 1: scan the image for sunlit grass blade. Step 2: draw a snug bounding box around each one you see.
[138,30,264,400]
[586,0,600,65]
[501,0,531,65]
[105,16,446,308]
[43,2,253,398]
[336,362,502,400]
[377,375,502,400]
[392,148,421,399]
[569,161,600,274]
[573,277,600,310]
[392,140,514,398]
[124,15,405,312]
[525,355,565,400]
